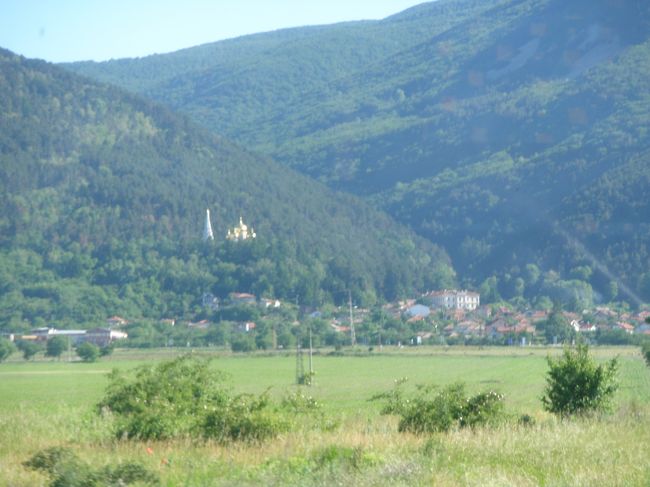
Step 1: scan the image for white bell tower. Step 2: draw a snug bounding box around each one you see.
[203,209,214,241]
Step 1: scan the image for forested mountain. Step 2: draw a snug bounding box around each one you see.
[66,0,650,306]
[0,48,455,330]
[63,0,496,141]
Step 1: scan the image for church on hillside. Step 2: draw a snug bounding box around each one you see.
[226,216,256,241]
[203,209,256,242]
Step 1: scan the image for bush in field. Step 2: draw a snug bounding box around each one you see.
[45,336,67,359]
[23,446,159,486]
[100,343,115,357]
[231,335,255,352]
[76,342,100,362]
[281,390,321,413]
[0,337,15,362]
[373,380,505,433]
[642,342,650,368]
[542,344,618,417]
[98,355,287,442]
[16,340,42,360]
[202,392,286,442]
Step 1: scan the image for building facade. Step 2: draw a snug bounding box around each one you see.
[425,290,480,311]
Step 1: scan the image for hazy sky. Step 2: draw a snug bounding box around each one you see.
[1,1,427,63]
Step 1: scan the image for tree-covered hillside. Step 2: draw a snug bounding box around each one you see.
[0,49,455,330]
[65,0,650,306]
[63,0,497,141]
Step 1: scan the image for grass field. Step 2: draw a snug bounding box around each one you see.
[1,346,649,486]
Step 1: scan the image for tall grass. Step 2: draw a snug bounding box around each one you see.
[1,347,649,486]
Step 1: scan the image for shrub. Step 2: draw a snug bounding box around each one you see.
[231,335,255,352]
[458,390,506,429]
[642,342,650,368]
[100,343,115,357]
[77,342,100,362]
[373,380,505,433]
[311,445,375,471]
[45,336,67,359]
[201,392,287,443]
[16,340,42,360]
[98,355,287,442]
[23,446,159,486]
[281,390,321,413]
[0,337,15,362]
[542,344,618,417]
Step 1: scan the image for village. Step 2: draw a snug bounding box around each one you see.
[5,288,649,354]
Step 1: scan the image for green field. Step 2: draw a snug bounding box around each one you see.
[1,346,650,486]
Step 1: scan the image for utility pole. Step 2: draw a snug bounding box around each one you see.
[379,309,384,350]
[295,337,304,385]
[308,322,313,378]
[349,290,356,346]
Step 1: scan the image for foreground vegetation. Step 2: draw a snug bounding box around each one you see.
[1,346,649,485]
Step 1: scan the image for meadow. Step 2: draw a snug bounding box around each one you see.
[1,346,649,486]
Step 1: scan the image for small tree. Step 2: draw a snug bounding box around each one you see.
[642,318,650,367]
[540,306,575,344]
[0,337,16,362]
[46,337,67,360]
[542,344,618,417]
[76,342,100,362]
[643,342,650,368]
[100,343,115,357]
[16,340,42,361]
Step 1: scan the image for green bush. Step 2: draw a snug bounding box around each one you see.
[231,335,255,352]
[98,355,287,442]
[100,343,115,357]
[542,344,618,417]
[16,340,42,361]
[458,390,506,429]
[201,392,287,443]
[45,336,67,359]
[281,390,321,413]
[311,445,375,471]
[373,380,505,433]
[0,337,15,362]
[23,446,159,486]
[642,342,650,368]
[76,342,100,362]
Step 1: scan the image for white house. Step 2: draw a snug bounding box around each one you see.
[425,290,480,311]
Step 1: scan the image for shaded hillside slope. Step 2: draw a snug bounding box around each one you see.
[0,49,454,328]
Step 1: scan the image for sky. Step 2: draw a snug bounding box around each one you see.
[1,0,427,63]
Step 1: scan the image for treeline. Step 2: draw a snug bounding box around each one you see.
[0,236,451,330]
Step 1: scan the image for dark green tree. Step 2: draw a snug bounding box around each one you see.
[100,343,115,357]
[642,317,650,367]
[76,342,100,362]
[642,342,650,368]
[0,337,15,362]
[16,340,42,361]
[45,336,67,360]
[542,345,618,417]
[540,306,575,344]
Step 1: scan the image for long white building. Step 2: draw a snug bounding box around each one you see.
[424,290,480,311]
